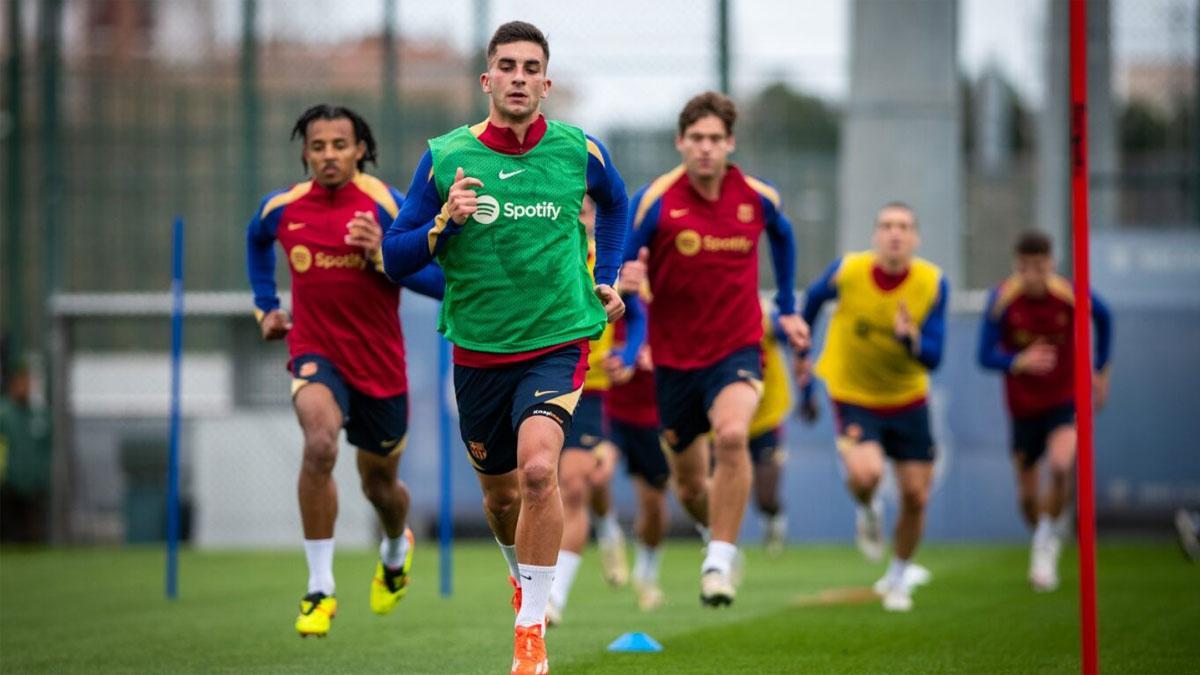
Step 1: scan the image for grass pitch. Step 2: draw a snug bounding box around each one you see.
[1,541,1195,673]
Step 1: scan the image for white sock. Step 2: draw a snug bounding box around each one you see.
[766,513,787,536]
[548,550,581,610]
[304,538,336,595]
[701,540,738,576]
[496,538,521,581]
[634,542,661,584]
[1033,515,1053,547]
[515,563,556,628]
[595,509,621,543]
[886,556,910,588]
[380,532,410,570]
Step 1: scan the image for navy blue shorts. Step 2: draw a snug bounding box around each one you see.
[290,354,408,457]
[609,419,670,489]
[563,392,607,451]
[454,344,587,475]
[749,427,782,464]
[833,401,935,463]
[1011,403,1076,469]
[654,345,763,453]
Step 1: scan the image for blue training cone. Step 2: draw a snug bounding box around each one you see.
[607,632,664,653]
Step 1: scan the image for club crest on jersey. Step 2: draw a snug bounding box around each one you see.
[290,245,313,273]
[737,203,754,223]
[675,229,702,256]
[468,441,487,461]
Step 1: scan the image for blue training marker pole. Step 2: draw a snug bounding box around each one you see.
[438,335,453,597]
[166,215,184,600]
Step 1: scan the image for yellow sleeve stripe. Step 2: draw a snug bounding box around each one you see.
[744,175,781,208]
[427,202,455,254]
[469,120,489,137]
[586,139,605,167]
[991,276,1025,318]
[633,165,685,230]
[1047,274,1075,305]
[260,181,314,219]
[351,174,400,219]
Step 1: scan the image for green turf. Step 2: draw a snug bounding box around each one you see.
[1,541,1195,673]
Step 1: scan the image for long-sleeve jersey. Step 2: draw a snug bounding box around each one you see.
[380,115,628,367]
[246,173,444,398]
[623,164,797,370]
[977,273,1112,417]
[802,251,947,411]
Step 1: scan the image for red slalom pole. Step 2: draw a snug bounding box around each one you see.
[1068,1,1099,673]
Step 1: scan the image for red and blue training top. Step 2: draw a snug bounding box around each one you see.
[623,164,797,370]
[977,273,1112,418]
[246,173,445,398]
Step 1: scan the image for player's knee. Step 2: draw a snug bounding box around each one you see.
[900,486,929,513]
[674,475,706,507]
[1048,456,1074,479]
[301,429,339,475]
[712,422,750,455]
[559,474,588,511]
[483,485,520,520]
[520,457,558,503]
[360,472,395,504]
[847,465,882,494]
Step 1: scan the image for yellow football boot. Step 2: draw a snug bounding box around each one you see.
[295,592,337,637]
[371,528,415,615]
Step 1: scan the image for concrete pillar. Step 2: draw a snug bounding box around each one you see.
[839,0,963,287]
[1037,0,1117,252]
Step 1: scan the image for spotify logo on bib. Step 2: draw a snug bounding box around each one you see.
[473,195,500,225]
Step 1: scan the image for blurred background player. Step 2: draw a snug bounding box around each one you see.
[245,104,444,637]
[977,231,1113,591]
[380,21,628,674]
[547,197,629,627]
[605,285,670,612]
[798,202,947,612]
[749,299,799,558]
[622,91,809,607]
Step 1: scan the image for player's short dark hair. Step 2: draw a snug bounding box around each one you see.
[487,21,549,64]
[877,200,919,228]
[290,104,378,172]
[1015,230,1053,257]
[678,91,737,137]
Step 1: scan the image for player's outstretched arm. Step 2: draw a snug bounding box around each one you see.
[585,135,628,289]
[1091,290,1114,409]
[246,193,288,339]
[906,277,948,370]
[977,287,1017,372]
[381,151,480,281]
[399,262,446,301]
[800,258,841,344]
[762,192,798,316]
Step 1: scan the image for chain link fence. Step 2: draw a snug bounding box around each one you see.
[2,0,1197,544]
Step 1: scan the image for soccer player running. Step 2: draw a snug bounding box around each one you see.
[380,22,627,674]
[977,231,1112,591]
[621,91,809,607]
[547,197,629,627]
[798,202,947,612]
[603,290,671,611]
[245,105,445,637]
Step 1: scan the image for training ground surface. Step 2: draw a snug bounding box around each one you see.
[1,541,1195,673]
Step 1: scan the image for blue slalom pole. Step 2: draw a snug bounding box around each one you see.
[438,335,453,597]
[165,215,184,600]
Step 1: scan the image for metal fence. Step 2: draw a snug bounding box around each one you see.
[2,0,1198,544]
